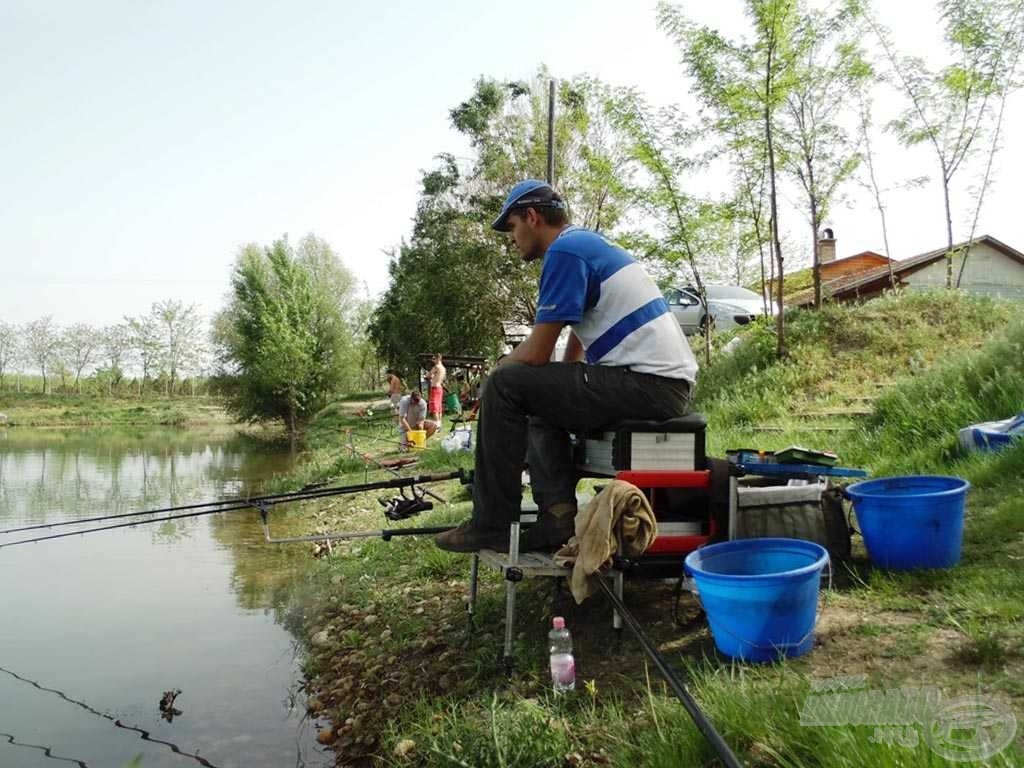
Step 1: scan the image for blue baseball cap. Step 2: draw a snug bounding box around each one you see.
[491,179,566,231]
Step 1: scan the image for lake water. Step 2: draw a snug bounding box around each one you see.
[0,426,331,768]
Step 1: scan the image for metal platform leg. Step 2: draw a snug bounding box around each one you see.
[612,570,624,650]
[502,522,522,674]
[728,475,738,540]
[467,553,479,631]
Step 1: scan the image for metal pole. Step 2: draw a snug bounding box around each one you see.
[594,575,743,768]
[468,553,480,626]
[546,78,556,185]
[503,521,521,669]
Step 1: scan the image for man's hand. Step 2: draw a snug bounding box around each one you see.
[506,322,564,366]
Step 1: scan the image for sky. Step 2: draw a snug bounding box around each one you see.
[2,0,1021,329]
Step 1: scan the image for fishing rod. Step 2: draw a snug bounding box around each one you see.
[342,430,447,504]
[0,471,464,537]
[0,472,463,549]
[594,574,743,768]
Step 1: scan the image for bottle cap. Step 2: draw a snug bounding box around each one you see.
[552,616,565,630]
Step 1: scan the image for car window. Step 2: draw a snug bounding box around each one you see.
[666,287,701,306]
[706,286,760,301]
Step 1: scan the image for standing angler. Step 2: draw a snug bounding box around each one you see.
[436,180,698,552]
[428,353,446,426]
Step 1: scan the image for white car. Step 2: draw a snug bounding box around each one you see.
[664,285,769,334]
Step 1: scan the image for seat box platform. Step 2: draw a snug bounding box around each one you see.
[577,414,706,476]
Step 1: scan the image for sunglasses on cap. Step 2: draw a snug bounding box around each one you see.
[509,196,567,212]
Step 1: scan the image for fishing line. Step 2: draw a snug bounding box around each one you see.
[0,666,218,767]
[343,427,410,450]
[0,731,89,767]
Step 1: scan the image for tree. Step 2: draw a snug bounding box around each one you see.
[780,3,868,308]
[152,300,202,395]
[101,323,133,394]
[371,72,634,373]
[660,2,773,313]
[369,161,524,377]
[868,0,1024,286]
[61,323,100,393]
[752,0,799,354]
[24,316,59,394]
[605,90,723,363]
[854,76,897,289]
[659,0,800,356]
[126,314,162,395]
[958,0,1024,285]
[0,321,18,391]
[215,235,358,438]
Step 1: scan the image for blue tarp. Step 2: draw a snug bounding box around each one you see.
[958,413,1024,453]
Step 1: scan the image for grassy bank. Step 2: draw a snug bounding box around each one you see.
[0,393,235,427]
[273,291,1022,766]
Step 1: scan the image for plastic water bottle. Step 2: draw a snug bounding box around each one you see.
[548,616,575,693]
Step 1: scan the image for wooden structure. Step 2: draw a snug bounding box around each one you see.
[790,235,1024,307]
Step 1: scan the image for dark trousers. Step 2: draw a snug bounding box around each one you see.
[472,361,692,528]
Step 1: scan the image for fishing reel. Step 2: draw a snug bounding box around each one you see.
[379,485,433,521]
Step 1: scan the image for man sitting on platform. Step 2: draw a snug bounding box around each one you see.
[435,180,698,553]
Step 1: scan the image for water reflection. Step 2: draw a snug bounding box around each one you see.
[0,426,330,768]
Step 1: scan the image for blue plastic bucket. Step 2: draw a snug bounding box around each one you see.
[685,538,829,662]
[845,475,969,570]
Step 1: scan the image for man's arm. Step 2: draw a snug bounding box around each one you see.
[506,322,565,366]
[563,329,584,363]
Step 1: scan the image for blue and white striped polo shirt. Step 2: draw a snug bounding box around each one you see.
[535,227,698,383]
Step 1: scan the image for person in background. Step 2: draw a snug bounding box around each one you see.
[458,377,473,409]
[397,390,438,448]
[385,369,404,414]
[435,180,697,552]
[428,353,446,425]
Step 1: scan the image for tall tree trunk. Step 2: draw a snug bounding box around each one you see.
[766,67,786,357]
[808,163,821,309]
[759,244,769,316]
[287,396,300,455]
[942,168,954,289]
[811,218,821,309]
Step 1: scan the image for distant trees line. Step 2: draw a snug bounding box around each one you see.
[1,234,382,432]
[0,300,211,396]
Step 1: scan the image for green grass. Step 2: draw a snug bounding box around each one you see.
[0,392,233,427]
[277,290,1023,766]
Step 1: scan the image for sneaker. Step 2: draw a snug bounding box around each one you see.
[434,519,510,552]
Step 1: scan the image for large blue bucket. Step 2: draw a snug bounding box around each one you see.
[685,538,829,662]
[845,475,969,570]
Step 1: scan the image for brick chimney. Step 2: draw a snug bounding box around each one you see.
[818,228,836,264]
